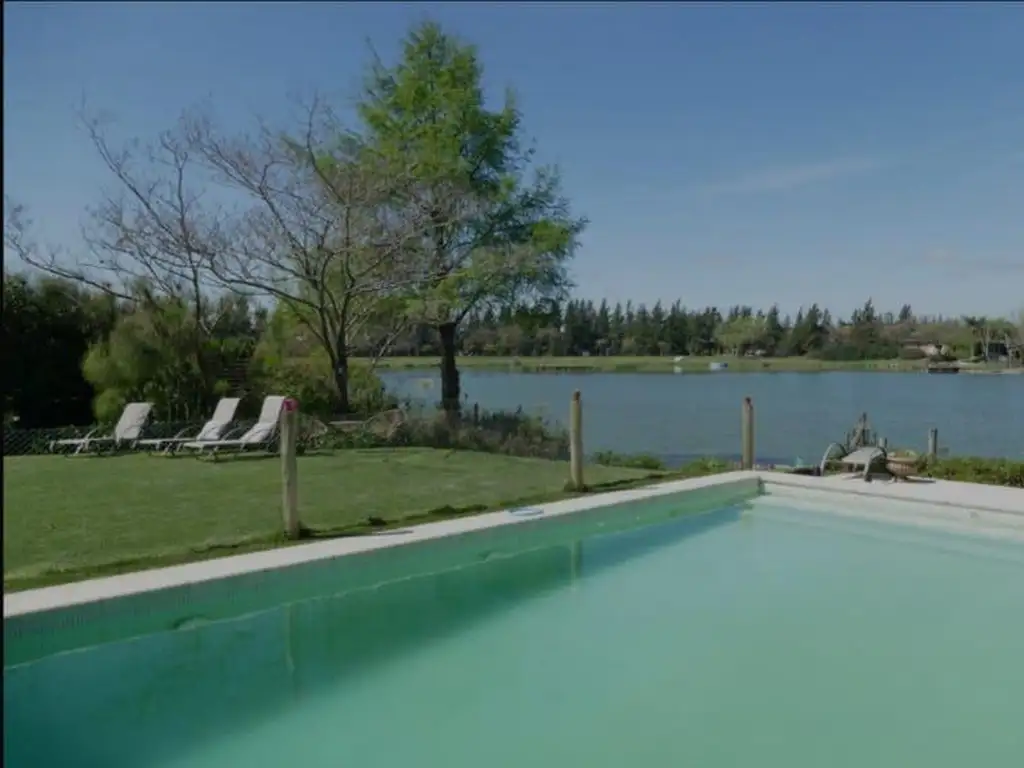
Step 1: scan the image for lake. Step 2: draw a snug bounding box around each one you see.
[382,370,1024,465]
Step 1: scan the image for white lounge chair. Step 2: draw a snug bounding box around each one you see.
[50,402,154,455]
[819,443,886,481]
[136,398,242,455]
[181,395,285,456]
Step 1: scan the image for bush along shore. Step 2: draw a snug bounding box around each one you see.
[340,412,1024,490]
[7,402,1021,489]
[916,456,1024,489]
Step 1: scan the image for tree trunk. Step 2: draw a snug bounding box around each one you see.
[332,352,351,418]
[437,321,460,416]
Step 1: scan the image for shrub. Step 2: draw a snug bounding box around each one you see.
[320,407,737,480]
[920,457,1024,488]
[898,347,927,361]
[592,451,666,470]
[675,457,733,477]
[252,356,338,420]
[926,350,958,363]
[323,404,570,460]
[348,363,399,417]
[249,354,397,422]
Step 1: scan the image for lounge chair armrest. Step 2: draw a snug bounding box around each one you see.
[75,428,114,455]
[222,423,249,440]
[79,428,106,450]
[863,447,887,481]
[817,442,848,476]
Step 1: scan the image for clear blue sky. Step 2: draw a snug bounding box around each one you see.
[5,2,1023,319]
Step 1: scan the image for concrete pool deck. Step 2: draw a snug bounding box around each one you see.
[5,471,1023,621]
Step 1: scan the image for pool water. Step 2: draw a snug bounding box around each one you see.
[6,498,1024,767]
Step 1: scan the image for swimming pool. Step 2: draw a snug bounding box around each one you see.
[5,475,1024,767]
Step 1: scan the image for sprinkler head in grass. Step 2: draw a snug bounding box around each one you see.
[509,507,543,518]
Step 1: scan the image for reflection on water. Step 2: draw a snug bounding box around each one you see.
[3,508,738,768]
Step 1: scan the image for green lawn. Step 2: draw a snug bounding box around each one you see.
[374,355,934,374]
[3,449,661,590]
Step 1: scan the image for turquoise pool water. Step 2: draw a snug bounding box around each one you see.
[5,496,1024,767]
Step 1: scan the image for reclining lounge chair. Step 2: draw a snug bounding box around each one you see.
[181,396,285,457]
[49,402,154,456]
[135,398,241,455]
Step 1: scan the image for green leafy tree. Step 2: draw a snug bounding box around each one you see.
[714,315,766,355]
[80,287,258,423]
[961,316,994,360]
[250,304,396,419]
[357,21,586,412]
[82,294,226,422]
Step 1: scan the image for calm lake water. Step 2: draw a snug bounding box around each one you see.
[383,370,1024,464]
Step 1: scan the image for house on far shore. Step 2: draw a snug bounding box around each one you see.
[900,336,950,359]
[919,342,949,358]
[981,340,1022,363]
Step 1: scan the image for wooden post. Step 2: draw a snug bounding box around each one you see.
[741,397,755,470]
[569,390,585,490]
[280,398,300,539]
[927,428,938,459]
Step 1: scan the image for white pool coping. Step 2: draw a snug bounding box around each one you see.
[763,472,1024,516]
[5,471,1023,620]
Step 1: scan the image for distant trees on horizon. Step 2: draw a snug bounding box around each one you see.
[395,297,1024,363]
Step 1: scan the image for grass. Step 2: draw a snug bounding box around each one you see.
[3,448,674,591]
[374,355,941,374]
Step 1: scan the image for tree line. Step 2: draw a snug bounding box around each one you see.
[5,21,1022,431]
[6,267,1022,429]
[394,299,1024,362]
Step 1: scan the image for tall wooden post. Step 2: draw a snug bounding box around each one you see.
[569,390,585,490]
[927,428,938,459]
[741,397,755,470]
[280,398,300,539]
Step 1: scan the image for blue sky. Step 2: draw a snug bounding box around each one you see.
[5,2,1023,319]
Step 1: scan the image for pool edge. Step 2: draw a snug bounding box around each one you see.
[3,472,762,620]
[6,472,1021,622]
[762,473,1024,517]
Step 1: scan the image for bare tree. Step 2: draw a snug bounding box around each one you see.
[987,315,1023,368]
[5,113,235,403]
[7,114,223,309]
[187,97,430,414]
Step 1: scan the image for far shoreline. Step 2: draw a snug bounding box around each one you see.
[370,356,1016,375]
